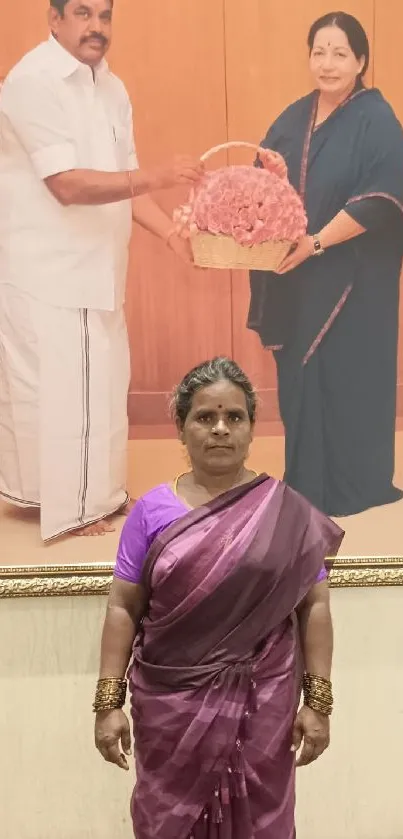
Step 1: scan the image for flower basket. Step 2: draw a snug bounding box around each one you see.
[174,142,307,271]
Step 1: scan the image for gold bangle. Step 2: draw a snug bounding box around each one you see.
[303,673,333,716]
[93,677,127,713]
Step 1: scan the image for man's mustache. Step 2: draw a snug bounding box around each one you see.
[80,34,108,46]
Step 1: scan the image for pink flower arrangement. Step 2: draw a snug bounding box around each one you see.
[175,166,307,247]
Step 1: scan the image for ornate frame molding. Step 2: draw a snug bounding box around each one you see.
[1,557,403,597]
[0,563,113,599]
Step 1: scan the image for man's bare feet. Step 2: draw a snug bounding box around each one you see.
[73,497,136,536]
[75,519,115,537]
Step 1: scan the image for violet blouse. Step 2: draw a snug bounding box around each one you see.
[114,484,327,585]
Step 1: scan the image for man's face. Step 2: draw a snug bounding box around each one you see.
[49,0,113,67]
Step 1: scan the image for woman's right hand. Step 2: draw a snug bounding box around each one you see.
[150,156,205,191]
[95,709,132,771]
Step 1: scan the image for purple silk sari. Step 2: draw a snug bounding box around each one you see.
[129,475,344,839]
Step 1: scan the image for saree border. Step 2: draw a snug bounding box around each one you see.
[1,557,403,597]
[298,87,373,364]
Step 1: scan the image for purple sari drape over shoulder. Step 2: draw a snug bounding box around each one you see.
[129,476,344,839]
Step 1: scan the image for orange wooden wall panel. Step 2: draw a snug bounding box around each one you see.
[224,0,375,419]
[109,1,232,423]
[0,0,48,78]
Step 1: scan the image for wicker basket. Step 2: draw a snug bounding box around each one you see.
[190,141,293,271]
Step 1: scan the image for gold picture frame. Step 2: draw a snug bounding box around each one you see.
[1,556,403,598]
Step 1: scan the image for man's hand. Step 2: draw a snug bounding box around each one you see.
[150,156,205,191]
[167,231,195,264]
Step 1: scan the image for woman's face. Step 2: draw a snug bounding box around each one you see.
[309,25,365,98]
[179,381,254,475]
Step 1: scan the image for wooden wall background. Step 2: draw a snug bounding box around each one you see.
[1,0,402,426]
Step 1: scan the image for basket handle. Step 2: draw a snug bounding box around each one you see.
[200,141,267,162]
[174,142,287,232]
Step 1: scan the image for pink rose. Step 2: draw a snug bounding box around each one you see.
[175,163,307,243]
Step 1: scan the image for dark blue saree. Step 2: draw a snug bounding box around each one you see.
[248,88,403,516]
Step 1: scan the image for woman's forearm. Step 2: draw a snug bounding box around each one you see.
[98,605,137,679]
[297,582,333,680]
[98,580,146,679]
[318,209,366,249]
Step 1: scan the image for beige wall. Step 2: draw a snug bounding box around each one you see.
[1,589,402,839]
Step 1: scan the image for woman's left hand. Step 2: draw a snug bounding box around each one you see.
[276,235,314,274]
[291,705,330,767]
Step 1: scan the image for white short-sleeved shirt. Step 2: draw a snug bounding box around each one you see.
[0,37,137,310]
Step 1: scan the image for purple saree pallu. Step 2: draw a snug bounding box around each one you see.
[129,476,344,839]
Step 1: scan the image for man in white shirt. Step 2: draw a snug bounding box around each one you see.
[0,0,203,540]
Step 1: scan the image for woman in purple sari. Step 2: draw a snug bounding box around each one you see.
[94,357,344,839]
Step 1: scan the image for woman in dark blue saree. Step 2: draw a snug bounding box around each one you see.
[248,11,403,516]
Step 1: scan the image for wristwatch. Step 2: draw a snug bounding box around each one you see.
[312,234,325,256]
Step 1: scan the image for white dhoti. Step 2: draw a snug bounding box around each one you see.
[0,284,130,540]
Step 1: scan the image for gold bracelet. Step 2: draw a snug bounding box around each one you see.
[93,677,127,713]
[303,673,333,716]
[127,170,135,198]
